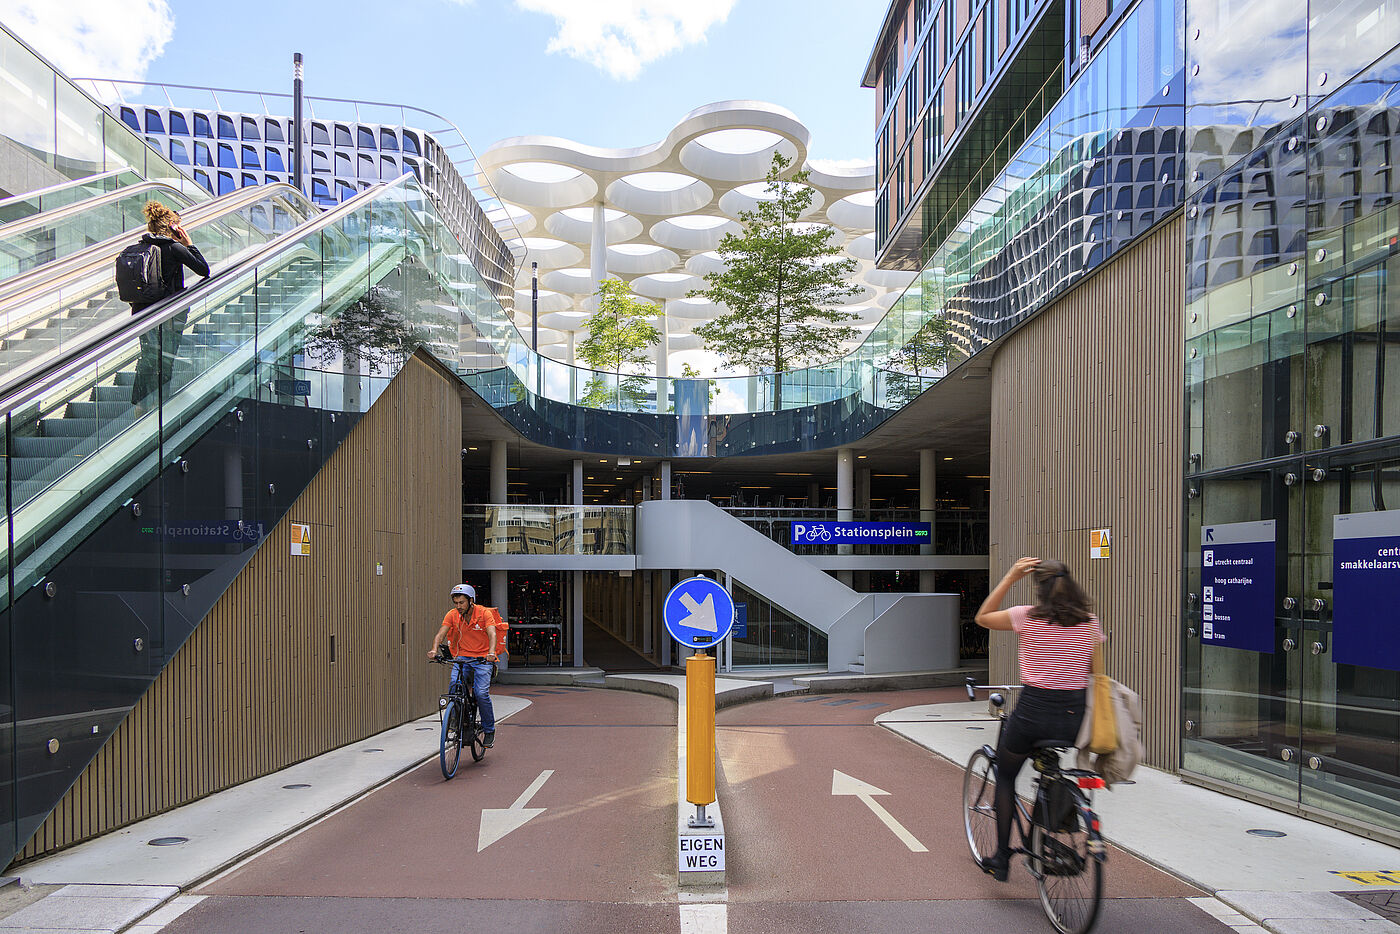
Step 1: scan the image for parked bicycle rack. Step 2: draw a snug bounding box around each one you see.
[509,621,566,667]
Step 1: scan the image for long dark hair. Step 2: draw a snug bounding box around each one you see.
[1030,559,1094,626]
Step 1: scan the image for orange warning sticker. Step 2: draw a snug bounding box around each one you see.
[290,522,311,557]
[1090,528,1111,559]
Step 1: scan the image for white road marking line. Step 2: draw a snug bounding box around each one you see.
[478,769,554,851]
[679,902,728,933]
[1187,896,1267,931]
[831,769,928,853]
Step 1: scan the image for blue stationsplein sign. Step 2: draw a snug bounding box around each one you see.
[663,576,735,650]
[790,521,931,546]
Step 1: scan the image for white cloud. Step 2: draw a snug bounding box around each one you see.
[515,0,735,81]
[0,0,173,82]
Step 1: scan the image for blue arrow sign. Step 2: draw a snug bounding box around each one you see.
[663,576,735,650]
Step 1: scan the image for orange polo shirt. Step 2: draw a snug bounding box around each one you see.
[442,604,497,657]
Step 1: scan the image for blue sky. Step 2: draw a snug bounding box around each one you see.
[4,0,887,164]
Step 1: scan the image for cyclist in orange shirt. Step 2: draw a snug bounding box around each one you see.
[428,583,499,747]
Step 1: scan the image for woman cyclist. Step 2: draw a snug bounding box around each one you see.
[973,556,1103,881]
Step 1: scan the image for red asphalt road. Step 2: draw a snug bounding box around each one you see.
[155,685,1238,934]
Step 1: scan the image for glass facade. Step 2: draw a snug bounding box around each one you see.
[1183,11,1400,837]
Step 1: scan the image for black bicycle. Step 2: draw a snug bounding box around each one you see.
[962,678,1107,934]
[431,656,487,779]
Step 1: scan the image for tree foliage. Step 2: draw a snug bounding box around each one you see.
[884,312,955,405]
[302,285,428,373]
[577,277,662,411]
[690,152,861,401]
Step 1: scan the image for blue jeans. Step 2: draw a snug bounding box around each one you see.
[450,658,496,732]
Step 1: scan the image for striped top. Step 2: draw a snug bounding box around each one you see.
[1008,605,1104,690]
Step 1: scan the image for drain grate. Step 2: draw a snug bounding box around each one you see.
[148,837,188,846]
[282,783,311,789]
[1246,829,1287,837]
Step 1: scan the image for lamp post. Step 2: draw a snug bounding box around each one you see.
[291,53,305,195]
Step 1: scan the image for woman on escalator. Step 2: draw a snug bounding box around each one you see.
[128,200,209,413]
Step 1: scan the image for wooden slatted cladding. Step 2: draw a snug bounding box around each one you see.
[18,353,461,862]
[987,216,1184,770]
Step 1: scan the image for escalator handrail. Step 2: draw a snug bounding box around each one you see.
[0,179,190,245]
[0,175,406,417]
[0,182,316,308]
[0,169,136,219]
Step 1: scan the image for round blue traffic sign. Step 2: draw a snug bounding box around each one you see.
[663,576,735,649]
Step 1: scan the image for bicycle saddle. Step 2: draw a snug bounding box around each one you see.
[1031,739,1074,751]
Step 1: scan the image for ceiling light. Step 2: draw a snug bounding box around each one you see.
[467,447,477,451]
[857,455,867,459]
[943,457,953,461]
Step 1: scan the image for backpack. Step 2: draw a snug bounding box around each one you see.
[115,239,166,304]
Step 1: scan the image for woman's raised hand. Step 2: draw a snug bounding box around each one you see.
[1009,556,1041,579]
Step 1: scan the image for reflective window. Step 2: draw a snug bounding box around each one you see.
[169,140,189,165]
[405,157,420,181]
[146,137,160,153]
[265,148,285,172]
[242,173,259,187]
[312,149,330,172]
[335,152,352,177]
[264,119,284,142]
[144,109,164,134]
[217,171,235,195]
[357,126,375,149]
[194,141,212,166]
[241,145,259,169]
[402,131,420,156]
[337,180,357,201]
[169,112,189,136]
[194,113,212,138]
[241,116,259,140]
[335,124,352,147]
[379,129,398,151]
[380,155,397,178]
[218,143,236,168]
[120,107,140,132]
[312,123,329,145]
[311,177,331,201]
[357,153,376,179]
[264,175,280,185]
[193,169,212,192]
[217,115,236,139]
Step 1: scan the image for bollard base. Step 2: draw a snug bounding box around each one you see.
[687,804,715,828]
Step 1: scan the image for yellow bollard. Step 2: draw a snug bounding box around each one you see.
[686,649,716,808]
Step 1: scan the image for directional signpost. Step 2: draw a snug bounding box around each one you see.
[664,576,734,857]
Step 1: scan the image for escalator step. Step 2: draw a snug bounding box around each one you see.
[37,417,100,437]
[10,436,81,459]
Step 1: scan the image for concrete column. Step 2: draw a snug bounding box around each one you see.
[567,330,577,401]
[490,440,507,503]
[489,440,508,633]
[572,458,584,667]
[857,467,872,517]
[808,480,821,508]
[659,570,672,666]
[837,448,854,586]
[920,448,936,593]
[642,571,654,654]
[656,313,669,413]
[660,460,672,500]
[590,201,607,287]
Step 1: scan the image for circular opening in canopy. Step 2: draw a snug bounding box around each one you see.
[695,129,784,154]
[502,162,583,183]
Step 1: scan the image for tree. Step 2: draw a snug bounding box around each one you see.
[884,313,955,406]
[690,152,862,407]
[577,277,663,411]
[301,284,429,374]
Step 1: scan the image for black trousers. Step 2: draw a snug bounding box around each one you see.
[994,684,1086,857]
[130,310,189,407]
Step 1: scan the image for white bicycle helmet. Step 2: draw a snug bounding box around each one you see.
[451,583,475,599]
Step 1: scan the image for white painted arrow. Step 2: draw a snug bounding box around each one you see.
[831,769,927,852]
[478,769,554,852]
[678,591,718,633]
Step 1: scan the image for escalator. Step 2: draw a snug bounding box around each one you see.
[0,172,490,861]
[0,182,317,390]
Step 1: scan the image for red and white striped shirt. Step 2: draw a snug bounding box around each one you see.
[1008,605,1103,690]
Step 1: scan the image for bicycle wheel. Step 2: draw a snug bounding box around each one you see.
[1029,793,1103,934]
[467,697,487,762]
[439,698,463,780]
[962,748,999,863]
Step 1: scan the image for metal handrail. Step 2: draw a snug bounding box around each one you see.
[0,176,402,417]
[0,182,314,310]
[0,169,134,216]
[0,180,190,243]
[73,77,528,264]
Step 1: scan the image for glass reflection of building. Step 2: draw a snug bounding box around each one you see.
[869,0,1400,841]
